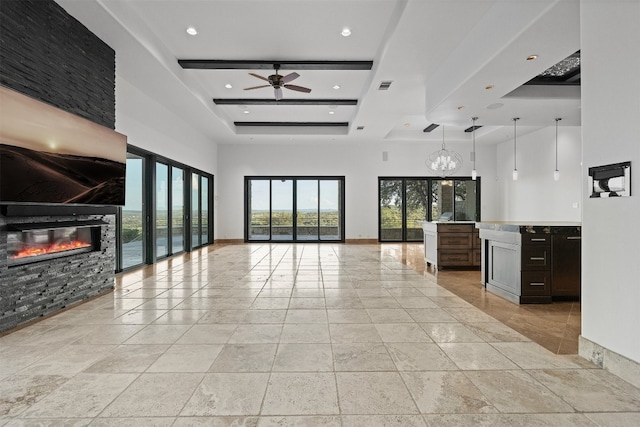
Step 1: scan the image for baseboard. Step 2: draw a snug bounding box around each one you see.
[345,239,379,244]
[214,239,244,244]
[579,335,640,389]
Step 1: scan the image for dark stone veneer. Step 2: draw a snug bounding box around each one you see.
[0,0,116,129]
[0,0,118,332]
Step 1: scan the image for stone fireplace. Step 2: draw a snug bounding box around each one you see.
[0,208,116,333]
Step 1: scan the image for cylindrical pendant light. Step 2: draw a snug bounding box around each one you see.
[554,117,562,181]
[471,117,478,180]
[512,118,519,181]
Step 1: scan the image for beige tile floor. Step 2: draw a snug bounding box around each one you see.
[1,243,640,426]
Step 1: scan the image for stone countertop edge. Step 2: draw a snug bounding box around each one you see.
[476,221,581,234]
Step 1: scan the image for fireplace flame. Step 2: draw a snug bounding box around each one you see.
[11,240,92,259]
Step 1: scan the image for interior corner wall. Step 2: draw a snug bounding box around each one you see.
[215,141,498,240]
[495,126,582,222]
[580,0,640,363]
[114,77,218,176]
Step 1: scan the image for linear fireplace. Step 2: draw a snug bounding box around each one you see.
[7,220,105,267]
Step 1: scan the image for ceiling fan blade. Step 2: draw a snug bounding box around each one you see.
[281,72,300,83]
[248,72,269,82]
[284,84,312,93]
[274,87,283,100]
[244,84,271,90]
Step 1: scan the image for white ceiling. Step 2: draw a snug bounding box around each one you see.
[55,0,581,146]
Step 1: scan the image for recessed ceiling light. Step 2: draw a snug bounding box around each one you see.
[485,85,494,90]
[224,83,232,89]
[527,54,538,61]
[403,122,410,127]
[329,111,335,115]
[243,110,249,114]
[333,84,341,90]
[457,106,465,110]
[341,28,351,37]
[186,27,198,36]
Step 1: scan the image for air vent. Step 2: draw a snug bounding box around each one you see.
[356,126,365,130]
[464,125,482,133]
[423,124,439,133]
[378,80,393,90]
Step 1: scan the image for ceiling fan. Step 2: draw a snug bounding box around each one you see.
[243,64,311,100]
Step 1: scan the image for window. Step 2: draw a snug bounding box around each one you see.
[171,166,184,253]
[120,152,145,269]
[156,162,169,258]
[191,173,211,248]
[245,177,345,242]
[379,177,480,242]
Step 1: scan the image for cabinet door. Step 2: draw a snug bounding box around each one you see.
[552,235,581,297]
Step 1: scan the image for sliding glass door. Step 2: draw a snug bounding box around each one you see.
[246,177,345,242]
[379,177,480,242]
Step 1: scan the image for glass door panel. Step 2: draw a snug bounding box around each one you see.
[248,180,271,241]
[156,163,169,258]
[201,176,209,245]
[405,179,429,241]
[171,166,184,253]
[379,179,403,241]
[122,153,144,269]
[271,179,293,240]
[319,180,341,240]
[454,180,477,221]
[191,173,199,248]
[433,180,455,221]
[296,180,319,240]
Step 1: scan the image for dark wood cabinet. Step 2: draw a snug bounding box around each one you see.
[423,222,479,269]
[520,233,552,303]
[552,234,581,298]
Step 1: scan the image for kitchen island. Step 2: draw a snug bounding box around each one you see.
[422,221,480,270]
[476,222,581,304]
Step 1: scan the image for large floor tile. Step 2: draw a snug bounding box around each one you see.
[84,344,167,373]
[100,373,203,417]
[386,342,457,371]
[332,343,396,372]
[465,370,576,413]
[527,369,640,412]
[280,324,330,343]
[209,344,277,372]
[335,372,419,415]
[438,343,520,370]
[401,371,496,414]
[146,344,223,372]
[329,324,382,343]
[181,373,269,416]
[20,373,137,418]
[374,323,432,343]
[273,343,334,372]
[342,415,427,426]
[0,374,71,417]
[261,373,339,415]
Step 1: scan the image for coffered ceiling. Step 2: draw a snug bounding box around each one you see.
[55,0,581,146]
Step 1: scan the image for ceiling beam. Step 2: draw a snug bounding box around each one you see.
[214,99,357,106]
[178,60,373,70]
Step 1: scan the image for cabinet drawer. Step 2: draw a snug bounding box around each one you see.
[521,271,551,296]
[437,224,473,233]
[438,250,473,266]
[438,233,472,249]
[522,247,549,270]
[522,234,551,246]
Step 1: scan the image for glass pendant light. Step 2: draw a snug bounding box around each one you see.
[512,118,519,181]
[471,117,478,180]
[426,125,463,177]
[554,117,562,181]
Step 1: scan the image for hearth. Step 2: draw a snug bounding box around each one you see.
[7,220,105,267]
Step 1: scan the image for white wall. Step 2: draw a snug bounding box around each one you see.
[216,140,498,239]
[495,126,582,222]
[580,1,640,363]
[115,77,217,176]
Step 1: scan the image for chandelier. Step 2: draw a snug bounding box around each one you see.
[426,125,462,177]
